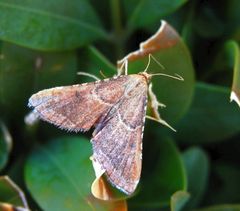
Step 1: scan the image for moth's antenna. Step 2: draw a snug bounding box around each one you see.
[142,54,183,81]
[150,73,184,81]
[144,54,165,72]
[143,55,151,72]
[77,72,100,81]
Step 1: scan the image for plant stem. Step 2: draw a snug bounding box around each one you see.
[110,0,125,59]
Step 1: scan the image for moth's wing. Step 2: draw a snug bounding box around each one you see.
[91,77,148,194]
[28,76,129,132]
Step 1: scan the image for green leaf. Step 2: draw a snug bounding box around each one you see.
[129,136,187,208]
[182,147,209,209]
[0,43,34,115]
[195,204,240,211]
[123,0,188,29]
[0,122,12,171]
[24,136,126,211]
[226,0,240,37]
[0,0,107,50]
[77,46,116,83]
[118,21,195,124]
[0,176,29,208]
[224,41,240,107]
[31,51,78,91]
[171,190,190,211]
[0,43,77,116]
[194,5,224,38]
[204,163,240,205]
[0,137,8,171]
[176,82,240,144]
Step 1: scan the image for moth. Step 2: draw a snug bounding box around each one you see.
[27,56,182,195]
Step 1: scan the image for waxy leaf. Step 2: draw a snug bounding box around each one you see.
[176,83,240,144]
[123,0,188,29]
[77,46,116,83]
[194,5,224,38]
[195,204,240,211]
[182,147,209,209]
[204,163,240,205]
[171,190,190,211]
[25,136,127,210]
[129,136,187,208]
[0,43,77,116]
[0,0,107,50]
[0,122,12,170]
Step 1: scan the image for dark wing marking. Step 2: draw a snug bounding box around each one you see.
[28,76,129,132]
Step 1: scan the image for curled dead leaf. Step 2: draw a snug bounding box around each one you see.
[117,20,179,67]
[91,175,113,201]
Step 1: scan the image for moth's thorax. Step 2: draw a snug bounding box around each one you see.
[125,73,149,93]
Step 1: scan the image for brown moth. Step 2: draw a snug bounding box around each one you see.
[27,21,183,195]
[28,69,150,194]
[28,64,181,195]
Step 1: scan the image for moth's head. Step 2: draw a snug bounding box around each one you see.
[138,72,152,84]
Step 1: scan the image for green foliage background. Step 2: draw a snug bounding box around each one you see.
[0,0,240,210]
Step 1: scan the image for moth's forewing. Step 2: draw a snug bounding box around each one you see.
[28,76,129,132]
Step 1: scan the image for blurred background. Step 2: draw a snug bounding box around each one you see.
[0,0,240,210]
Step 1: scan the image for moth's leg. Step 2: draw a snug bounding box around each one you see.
[146,115,176,132]
[117,59,128,76]
[77,72,101,81]
[147,83,176,132]
[148,83,166,110]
